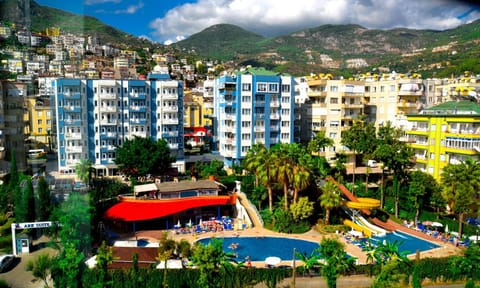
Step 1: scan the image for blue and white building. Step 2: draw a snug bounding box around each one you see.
[53,66,185,176]
[213,67,295,166]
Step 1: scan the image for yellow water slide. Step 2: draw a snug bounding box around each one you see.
[343,219,373,237]
[343,198,380,210]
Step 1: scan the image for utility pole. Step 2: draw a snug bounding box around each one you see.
[292,247,296,288]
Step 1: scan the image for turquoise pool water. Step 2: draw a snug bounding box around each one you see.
[196,236,320,262]
[359,231,440,254]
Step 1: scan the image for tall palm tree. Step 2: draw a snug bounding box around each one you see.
[75,158,93,188]
[272,144,296,210]
[243,143,266,188]
[319,181,342,225]
[291,144,313,204]
[257,147,277,212]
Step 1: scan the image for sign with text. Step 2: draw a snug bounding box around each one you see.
[14,221,53,229]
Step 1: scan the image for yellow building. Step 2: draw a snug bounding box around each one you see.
[25,97,53,149]
[406,100,480,179]
[305,74,365,161]
[183,91,213,128]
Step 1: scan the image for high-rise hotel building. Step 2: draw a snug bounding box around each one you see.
[53,66,185,176]
[213,67,295,166]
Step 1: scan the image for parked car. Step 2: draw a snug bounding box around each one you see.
[0,254,15,273]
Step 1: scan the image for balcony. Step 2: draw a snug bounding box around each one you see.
[162,106,178,112]
[101,106,117,112]
[65,132,82,139]
[160,93,177,100]
[270,113,280,120]
[100,120,117,126]
[129,119,147,125]
[100,145,116,151]
[168,143,179,150]
[63,92,81,99]
[99,93,117,99]
[130,131,147,138]
[130,93,146,99]
[129,106,147,113]
[64,119,82,126]
[100,132,117,138]
[63,106,82,113]
[162,118,179,125]
[66,146,83,153]
[162,131,179,137]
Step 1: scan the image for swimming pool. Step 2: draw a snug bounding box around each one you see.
[196,236,320,262]
[360,231,440,254]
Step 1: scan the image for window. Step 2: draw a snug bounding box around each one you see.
[38,128,43,133]
[37,111,42,116]
[268,83,278,92]
[330,98,338,104]
[241,121,251,127]
[242,96,251,102]
[257,83,267,92]
[242,83,251,91]
[37,119,42,125]
[281,84,290,93]
[241,108,251,115]
[281,96,290,103]
[380,86,385,92]
[329,132,337,138]
[241,133,251,140]
[330,86,338,92]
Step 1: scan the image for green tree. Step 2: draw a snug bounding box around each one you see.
[52,242,85,288]
[271,144,294,210]
[319,182,342,225]
[341,119,377,190]
[156,232,176,288]
[37,176,52,221]
[24,178,36,222]
[407,171,438,224]
[333,152,347,183]
[114,136,175,177]
[365,240,411,288]
[307,131,334,171]
[440,159,480,237]
[243,144,266,188]
[26,253,53,288]
[75,159,93,188]
[191,238,237,288]
[93,241,114,288]
[291,150,314,204]
[373,122,414,217]
[51,192,92,255]
[290,196,314,222]
[319,238,356,288]
[256,146,277,212]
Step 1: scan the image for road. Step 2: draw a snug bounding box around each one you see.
[0,236,56,288]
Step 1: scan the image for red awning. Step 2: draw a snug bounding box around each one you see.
[104,195,237,222]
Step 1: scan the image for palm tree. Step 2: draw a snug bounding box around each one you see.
[156,232,177,288]
[271,144,294,210]
[243,143,266,188]
[307,131,334,171]
[291,147,314,204]
[319,181,342,225]
[319,238,356,288]
[257,147,277,212]
[75,158,93,188]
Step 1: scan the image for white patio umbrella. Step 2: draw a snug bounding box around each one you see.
[445,224,449,233]
[265,256,281,266]
[187,219,192,227]
[431,222,443,227]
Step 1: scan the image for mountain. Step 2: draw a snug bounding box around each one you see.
[0,0,154,49]
[174,24,266,61]
[175,20,480,76]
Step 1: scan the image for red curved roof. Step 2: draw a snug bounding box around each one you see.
[104,195,237,222]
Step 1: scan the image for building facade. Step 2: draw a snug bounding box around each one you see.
[405,100,480,179]
[213,67,294,166]
[53,68,185,176]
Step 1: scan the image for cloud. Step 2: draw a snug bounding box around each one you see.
[84,0,121,5]
[148,0,480,43]
[114,1,144,14]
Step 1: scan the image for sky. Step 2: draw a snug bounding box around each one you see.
[36,0,480,45]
